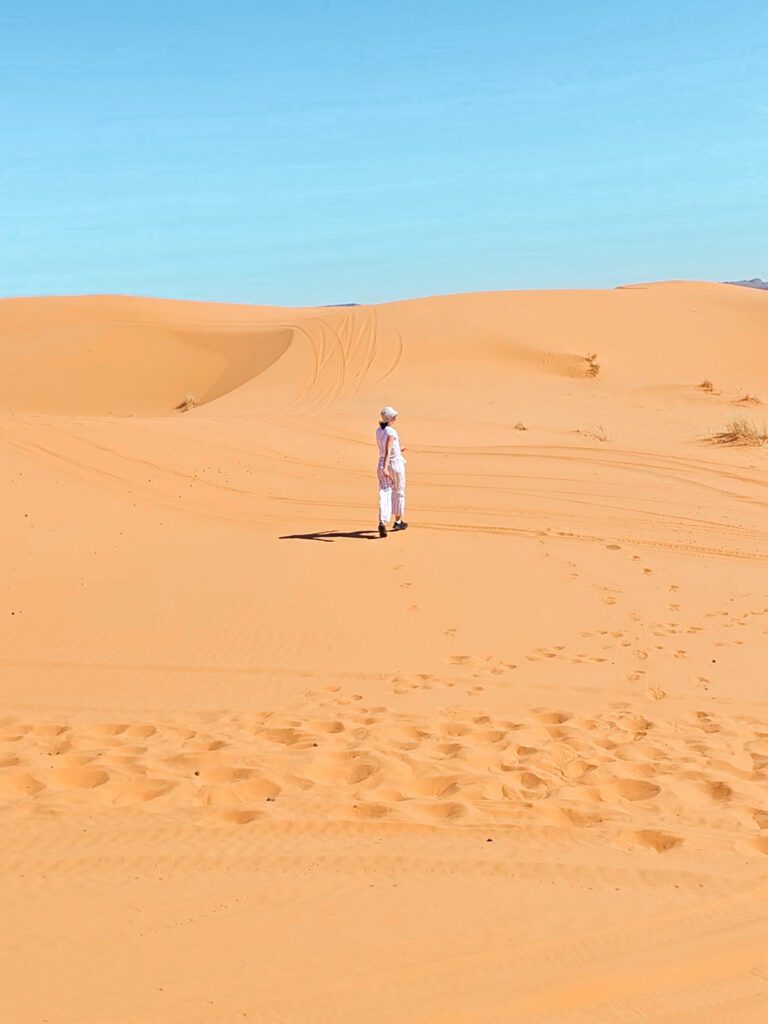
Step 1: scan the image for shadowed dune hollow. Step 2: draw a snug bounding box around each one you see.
[0,297,294,416]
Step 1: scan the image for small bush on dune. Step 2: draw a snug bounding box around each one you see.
[711,418,768,446]
[584,353,600,377]
[736,393,761,405]
[176,394,199,412]
[699,380,715,392]
[577,424,609,443]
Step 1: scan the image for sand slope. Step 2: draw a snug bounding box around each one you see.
[2,281,768,1022]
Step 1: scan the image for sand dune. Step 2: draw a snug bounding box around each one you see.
[2,281,768,1022]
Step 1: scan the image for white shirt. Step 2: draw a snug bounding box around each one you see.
[376,424,405,464]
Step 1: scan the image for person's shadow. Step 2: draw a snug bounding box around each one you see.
[279,529,380,543]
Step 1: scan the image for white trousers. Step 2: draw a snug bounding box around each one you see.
[378,461,405,523]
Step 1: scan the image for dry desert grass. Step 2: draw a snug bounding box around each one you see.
[712,417,768,446]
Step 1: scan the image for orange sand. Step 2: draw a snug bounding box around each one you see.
[2,281,768,1022]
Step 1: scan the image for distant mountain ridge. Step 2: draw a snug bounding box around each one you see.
[726,278,768,290]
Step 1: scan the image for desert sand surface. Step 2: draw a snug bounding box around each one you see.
[2,280,768,1022]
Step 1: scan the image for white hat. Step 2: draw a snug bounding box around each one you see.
[380,406,399,422]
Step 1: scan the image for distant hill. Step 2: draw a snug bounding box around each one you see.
[726,278,768,290]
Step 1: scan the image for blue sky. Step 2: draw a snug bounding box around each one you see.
[1,1,766,304]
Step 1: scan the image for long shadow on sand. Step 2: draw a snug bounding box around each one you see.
[279,529,380,543]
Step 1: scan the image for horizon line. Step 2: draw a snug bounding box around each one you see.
[0,278,763,310]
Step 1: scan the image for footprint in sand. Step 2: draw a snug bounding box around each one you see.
[534,710,572,725]
[210,808,262,826]
[599,778,660,802]
[306,719,345,734]
[46,765,110,789]
[112,780,175,805]
[90,723,130,737]
[349,802,390,820]
[29,723,67,739]
[646,686,667,701]
[412,800,468,822]
[262,727,305,745]
[126,724,157,739]
[0,772,46,797]
[615,829,681,853]
[407,775,460,799]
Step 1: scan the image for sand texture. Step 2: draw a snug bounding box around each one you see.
[2,281,768,1022]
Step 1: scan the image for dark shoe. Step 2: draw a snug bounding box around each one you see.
[392,521,409,532]
[378,522,387,538]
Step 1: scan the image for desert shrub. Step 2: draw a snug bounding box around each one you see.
[176,394,199,412]
[584,353,600,377]
[712,418,768,446]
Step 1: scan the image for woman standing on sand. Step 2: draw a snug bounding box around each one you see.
[377,406,408,538]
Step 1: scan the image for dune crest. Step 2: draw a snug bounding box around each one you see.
[3,280,767,419]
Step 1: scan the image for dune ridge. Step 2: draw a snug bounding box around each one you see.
[2,281,768,1022]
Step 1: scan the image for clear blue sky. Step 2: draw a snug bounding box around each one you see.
[1,1,766,304]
